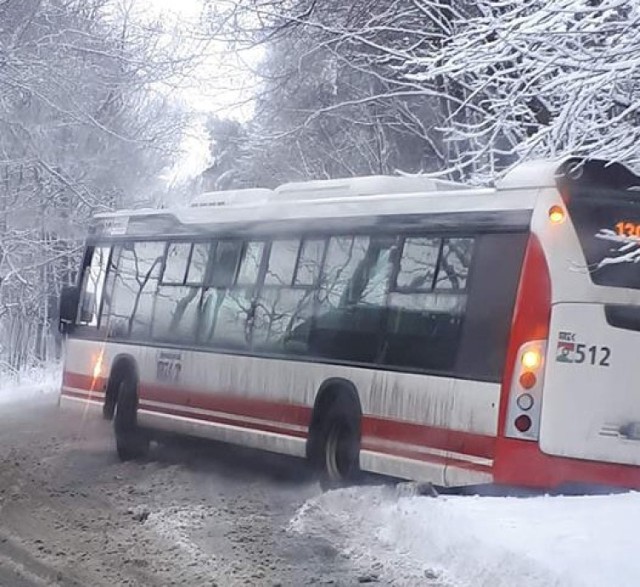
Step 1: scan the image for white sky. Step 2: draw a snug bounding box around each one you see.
[147,0,202,18]
[146,0,260,119]
[140,0,262,186]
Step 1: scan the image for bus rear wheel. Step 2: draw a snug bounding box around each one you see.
[113,376,149,461]
[318,399,361,490]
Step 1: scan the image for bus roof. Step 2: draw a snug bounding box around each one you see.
[91,158,638,239]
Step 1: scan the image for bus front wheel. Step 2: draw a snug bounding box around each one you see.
[113,376,149,461]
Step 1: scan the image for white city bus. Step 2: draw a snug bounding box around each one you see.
[59,158,640,491]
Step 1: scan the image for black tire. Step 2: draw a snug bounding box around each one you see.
[317,397,361,490]
[113,376,149,461]
[103,394,116,421]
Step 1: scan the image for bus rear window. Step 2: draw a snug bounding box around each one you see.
[568,191,640,289]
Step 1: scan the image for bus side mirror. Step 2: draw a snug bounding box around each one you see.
[59,286,79,334]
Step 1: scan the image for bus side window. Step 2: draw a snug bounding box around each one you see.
[186,242,211,285]
[152,241,205,343]
[395,237,440,290]
[152,283,202,343]
[382,235,473,372]
[209,240,242,288]
[162,242,191,285]
[456,232,528,381]
[252,239,319,353]
[310,235,394,363]
[236,241,264,285]
[263,240,298,286]
[77,246,110,327]
[294,239,325,286]
[434,238,474,290]
[200,240,263,349]
[317,236,368,309]
[103,241,164,338]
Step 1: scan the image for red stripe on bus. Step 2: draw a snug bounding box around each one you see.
[142,403,489,474]
[362,417,495,460]
[138,403,308,439]
[62,370,496,463]
[62,371,106,392]
[361,439,493,474]
[141,385,494,460]
[139,384,313,429]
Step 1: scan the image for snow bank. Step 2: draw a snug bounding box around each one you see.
[0,363,61,405]
[290,486,640,587]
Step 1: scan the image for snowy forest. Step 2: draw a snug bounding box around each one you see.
[0,0,200,377]
[2,0,640,378]
[202,0,640,188]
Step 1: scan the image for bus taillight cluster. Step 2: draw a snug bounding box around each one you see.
[506,341,547,440]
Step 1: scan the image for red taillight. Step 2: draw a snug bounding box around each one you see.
[514,415,532,433]
[499,234,551,441]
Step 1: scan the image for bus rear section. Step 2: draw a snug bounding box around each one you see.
[496,159,640,491]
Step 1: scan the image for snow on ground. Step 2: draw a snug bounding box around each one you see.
[0,364,61,405]
[146,503,217,561]
[290,485,640,587]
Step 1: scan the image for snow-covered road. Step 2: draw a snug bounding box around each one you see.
[0,392,363,586]
[1,381,639,586]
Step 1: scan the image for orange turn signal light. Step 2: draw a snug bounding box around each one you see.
[548,205,565,224]
[519,371,537,389]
